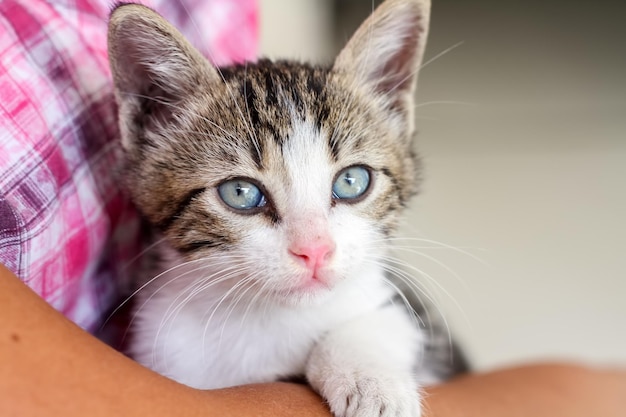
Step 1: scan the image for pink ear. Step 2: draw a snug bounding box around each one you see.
[108,4,221,151]
[108,4,219,104]
[333,0,430,123]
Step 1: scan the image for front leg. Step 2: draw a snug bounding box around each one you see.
[306,304,425,417]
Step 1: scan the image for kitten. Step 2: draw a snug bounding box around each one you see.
[108,0,463,416]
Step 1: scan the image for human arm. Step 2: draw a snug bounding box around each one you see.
[0,263,329,417]
[425,363,626,417]
[1,263,624,416]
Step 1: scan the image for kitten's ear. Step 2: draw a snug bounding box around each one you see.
[108,3,219,97]
[334,0,430,129]
[107,4,219,148]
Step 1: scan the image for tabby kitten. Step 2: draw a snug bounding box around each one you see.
[108,0,460,416]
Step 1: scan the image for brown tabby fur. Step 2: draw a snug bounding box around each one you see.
[108,2,425,258]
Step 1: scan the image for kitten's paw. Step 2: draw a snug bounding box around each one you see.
[310,371,422,417]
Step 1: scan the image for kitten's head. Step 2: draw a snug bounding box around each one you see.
[108,0,430,306]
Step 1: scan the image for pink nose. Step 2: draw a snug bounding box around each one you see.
[289,241,336,271]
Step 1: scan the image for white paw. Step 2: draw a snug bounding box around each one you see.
[309,371,422,417]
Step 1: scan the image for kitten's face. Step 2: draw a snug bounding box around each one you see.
[108,0,430,306]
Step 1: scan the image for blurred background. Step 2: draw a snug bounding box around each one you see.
[260,0,626,371]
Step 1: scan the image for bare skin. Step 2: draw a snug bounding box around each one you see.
[1,263,624,416]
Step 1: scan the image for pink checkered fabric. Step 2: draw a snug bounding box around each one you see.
[0,0,258,332]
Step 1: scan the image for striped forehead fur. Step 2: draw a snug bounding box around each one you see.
[130,62,417,237]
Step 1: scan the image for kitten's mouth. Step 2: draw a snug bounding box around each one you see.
[277,272,334,300]
[302,274,332,290]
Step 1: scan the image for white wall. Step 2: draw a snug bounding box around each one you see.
[260,0,626,371]
[259,0,333,61]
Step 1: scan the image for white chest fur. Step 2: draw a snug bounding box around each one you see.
[130,259,398,389]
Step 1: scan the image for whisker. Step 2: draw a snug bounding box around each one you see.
[379,254,467,322]
[379,276,430,367]
[146,268,226,370]
[102,256,213,330]
[199,273,259,365]
[216,275,264,351]
[121,237,168,272]
[387,40,465,96]
[382,276,426,328]
[420,41,465,71]
[238,276,273,332]
[367,258,453,348]
[372,236,490,267]
[153,260,256,370]
[372,244,473,296]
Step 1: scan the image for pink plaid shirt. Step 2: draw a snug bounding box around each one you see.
[0,0,258,332]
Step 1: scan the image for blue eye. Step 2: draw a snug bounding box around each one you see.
[332,166,371,201]
[218,178,266,210]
